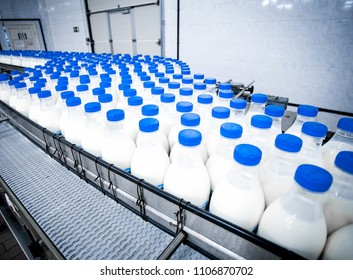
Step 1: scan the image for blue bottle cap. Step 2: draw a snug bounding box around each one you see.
[173,74,183,80]
[176,101,193,113]
[84,102,101,113]
[128,96,143,106]
[230,98,247,109]
[142,104,159,116]
[182,77,193,84]
[123,88,136,97]
[151,87,164,95]
[181,113,200,127]
[160,93,175,103]
[38,90,51,99]
[218,83,231,91]
[140,75,151,82]
[275,134,303,153]
[301,122,328,138]
[155,72,165,78]
[180,87,193,96]
[265,104,285,118]
[118,83,131,91]
[178,129,202,147]
[61,90,75,100]
[100,81,111,88]
[159,77,170,84]
[181,69,191,75]
[139,117,159,132]
[166,68,174,74]
[0,74,9,81]
[212,106,230,119]
[294,164,332,193]
[98,94,113,103]
[107,109,124,121]
[194,73,204,80]
[28,87,41,94]
[233,144,262,166]
[197,94,213,104]
[337,117,353,133]
[251,115,272,129]
[92,87,105,96]
[143,81,155,88]
[54,84,67,92]
[76,84,89,92]
[297,105,318,117]
[334,151,353,175]
[220,122,243,139]
[251,93,268,104]
[168,82,180,89]
[218,90,234,99]
[205,78,216,85]
[15,82,26,89]
[194,83,206,90]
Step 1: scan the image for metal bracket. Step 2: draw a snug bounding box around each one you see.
[175,199,189,234]
[136,179,147,221]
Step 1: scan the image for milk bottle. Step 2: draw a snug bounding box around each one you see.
[206,122,243,191]
[193,73,204,84]
[170,113,208,163]
[131,118,170,189]
[193,83,206,102]
[258,164,333,259]
[321,224,353,260]
[159,93,176,136]
[150,86,164,105]
[181,77,193,88]
[158,77,170,91]
[264,104,285,135]
[15,82,31,117]
[248,114,274,163]
[324,151,353,235]
[209,143,265,231]
[92,87,105,102]
[8,80,19,109]
[321,117,353,173]
[59,91,75,136]
[195,94,213,121]
[229,98,249,140]
[101,109,136,172]
[205,78,217,94]
[179,87,193,102]
[297,121,327,167]
[258,133,303,207]
[245,93,268,127]
[168,82,180,98]
[125,96,143,140]
[28,87,41,123]
[0,73,10,104]
[37,90,61,133]
[164,129,211,209]
[285,104,318,136]
[204,106,230,156]
[138,104,169,152]
[98,93,115,118]
[81,102,106,156]
[76,84,91,105]
[217,90,234,106]
[168,101,193,148]
[64,97,86,146]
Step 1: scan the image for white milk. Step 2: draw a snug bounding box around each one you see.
[247,114,275,164]
[164,129,211,209]
[204,106,230,157]
[37,90,61,133]
[297,121,327,168]
[124,96,143,140]
[321,117,353,173]
[321,224,353,260]
[15,83,30,117]
[324,151,353,235]
[58,91,75,136]
[81,102,106,156]
[229,98,250,140]
[209,144,264,232]
[131,118,170,189]
[206,122,243,191]
[28,87,41,123]
[258,133,303,207]
[64,97,86,146]
[0,74,10,104]
[101,109,136,172]
[159,93,176,136]
[285,104,318,136]
[245,93,267,127]
[258,164,333,259]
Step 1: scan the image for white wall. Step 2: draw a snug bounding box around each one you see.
[37,0,90,52]
[0,0,89,52]
[164,0,353,124]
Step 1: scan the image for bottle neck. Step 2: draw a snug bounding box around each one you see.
[248,102,265,113]
[333,128,353,140]
[231,107,246,117]
[301,133,324,149]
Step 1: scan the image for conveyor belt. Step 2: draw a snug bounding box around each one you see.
[0,122,207,260]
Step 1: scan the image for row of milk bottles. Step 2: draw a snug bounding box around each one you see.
[1,65,353,259]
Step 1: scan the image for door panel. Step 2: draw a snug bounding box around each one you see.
[90,13,111,54]
[109,11,133,54]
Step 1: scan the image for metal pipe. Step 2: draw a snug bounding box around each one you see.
[157,230,187,260]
